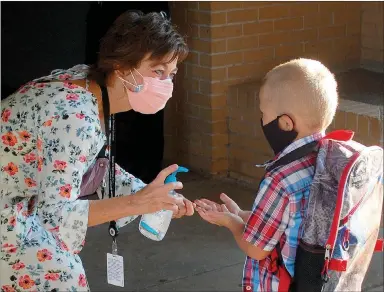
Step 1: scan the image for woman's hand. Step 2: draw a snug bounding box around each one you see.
[172,194,195,219]
[130,164,184,214]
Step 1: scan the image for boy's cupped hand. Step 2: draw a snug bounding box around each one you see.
[194,193,242,228]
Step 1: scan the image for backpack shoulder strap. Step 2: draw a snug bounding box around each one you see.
[266,140,318,173]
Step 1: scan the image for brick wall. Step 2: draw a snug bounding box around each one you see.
[360,2,384,73]
[166,1,363,175]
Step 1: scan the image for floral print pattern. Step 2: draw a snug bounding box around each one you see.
[1,65,146,291]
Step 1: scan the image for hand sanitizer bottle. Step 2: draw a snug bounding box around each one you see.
[139,166,189,241]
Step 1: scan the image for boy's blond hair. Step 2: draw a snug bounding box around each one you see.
[262,58,338,132]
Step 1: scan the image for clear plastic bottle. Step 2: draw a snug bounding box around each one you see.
[139,166,189,241]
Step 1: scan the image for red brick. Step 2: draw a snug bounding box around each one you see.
[229,134,259,149]
[186,25,200,38]
[243,47,274,62]
[362,22,377,37]
[189,93,211,107]
[290,28,318,42]
[178,102,200,117]
[200,107,227,121]
[275,43,304,58]
[274,17,303,32]
[345,112,358,131]
[227,9,258,23]
[211,158,229,174]
[189,39,227,53]
[228,60,278,80]
[199,80,227,95]
[347,21,362,36]
[187,10,200,24]
[243,2,273,8]
[211,95,227,108]
[334,111,346,129]
[211,40,227,53]
[304,13,333,28]
[212,156,228,171]
[370,117,382,140]
[229,107,259,122]
[357,115,370,136]
[186,51,199,65]
[200,24,243,39]
[334,9,360,25]
[230,146,257,161]
[334,36,360,59]
[229,119,255,136]
[238,88,257,109]
[212,120,227,134]
[200,52,243,67]
[228,64,256,79]
[190,65,226,81]
[183,78,200,92]
[227,36,258,51]
[259,5,290,20]
[189,38,211,53]
[186,2,199,9]
[243,21,274,35]
[304,40,334,54]
[199,1,243,11]
[199,12,227,25]
[211,134,229,147]
[290,2,319,16]
[259,32,292,46]
[319,2,346,13]
[319,25,346,39]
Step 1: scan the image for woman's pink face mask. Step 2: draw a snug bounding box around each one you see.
[118,69,174,114]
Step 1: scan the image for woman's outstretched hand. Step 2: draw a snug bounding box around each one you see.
[132,164,187,215]
[172,193,195,218]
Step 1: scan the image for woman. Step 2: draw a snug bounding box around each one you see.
[0,11,193,291]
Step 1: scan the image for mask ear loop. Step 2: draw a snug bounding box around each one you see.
[131,69,144,92]
[118,70,144,93]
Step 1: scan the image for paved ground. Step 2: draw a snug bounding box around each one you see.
[81,172,384,291]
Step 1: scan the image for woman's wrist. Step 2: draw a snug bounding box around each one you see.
[88,194,139,227]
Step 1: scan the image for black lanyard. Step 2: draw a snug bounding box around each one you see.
[99,84,119,239]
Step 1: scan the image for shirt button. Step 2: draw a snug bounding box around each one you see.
[246,286,252,291]
[99,163,104,167]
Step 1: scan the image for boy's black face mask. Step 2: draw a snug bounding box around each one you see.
[261,115,298,156]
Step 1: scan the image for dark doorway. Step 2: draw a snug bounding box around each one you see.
[1,1,169,184]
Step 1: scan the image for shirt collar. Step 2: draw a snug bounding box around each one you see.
[255,132,325,169]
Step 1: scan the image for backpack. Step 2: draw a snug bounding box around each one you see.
[267,130,383,292]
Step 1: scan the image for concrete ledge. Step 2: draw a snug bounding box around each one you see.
[338,99,383,120]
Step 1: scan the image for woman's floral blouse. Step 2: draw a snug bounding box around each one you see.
[1,65,146,292]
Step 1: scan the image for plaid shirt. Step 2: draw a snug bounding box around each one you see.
[242,132,324,292]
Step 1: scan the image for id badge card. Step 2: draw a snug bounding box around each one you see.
[107,238,124,287]
[107,252,124,287]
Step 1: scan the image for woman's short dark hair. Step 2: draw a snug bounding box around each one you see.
[90,10,188,84]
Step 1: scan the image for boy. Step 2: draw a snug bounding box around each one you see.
[195,58,339,292]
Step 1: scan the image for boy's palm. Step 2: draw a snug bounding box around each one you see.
[196,203,234,227]
[219,193,241,216]
[195,193,241,215]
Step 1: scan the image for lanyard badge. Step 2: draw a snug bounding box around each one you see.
[99,83,124,287]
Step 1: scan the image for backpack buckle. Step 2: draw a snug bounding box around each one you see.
[321,245,331,283]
